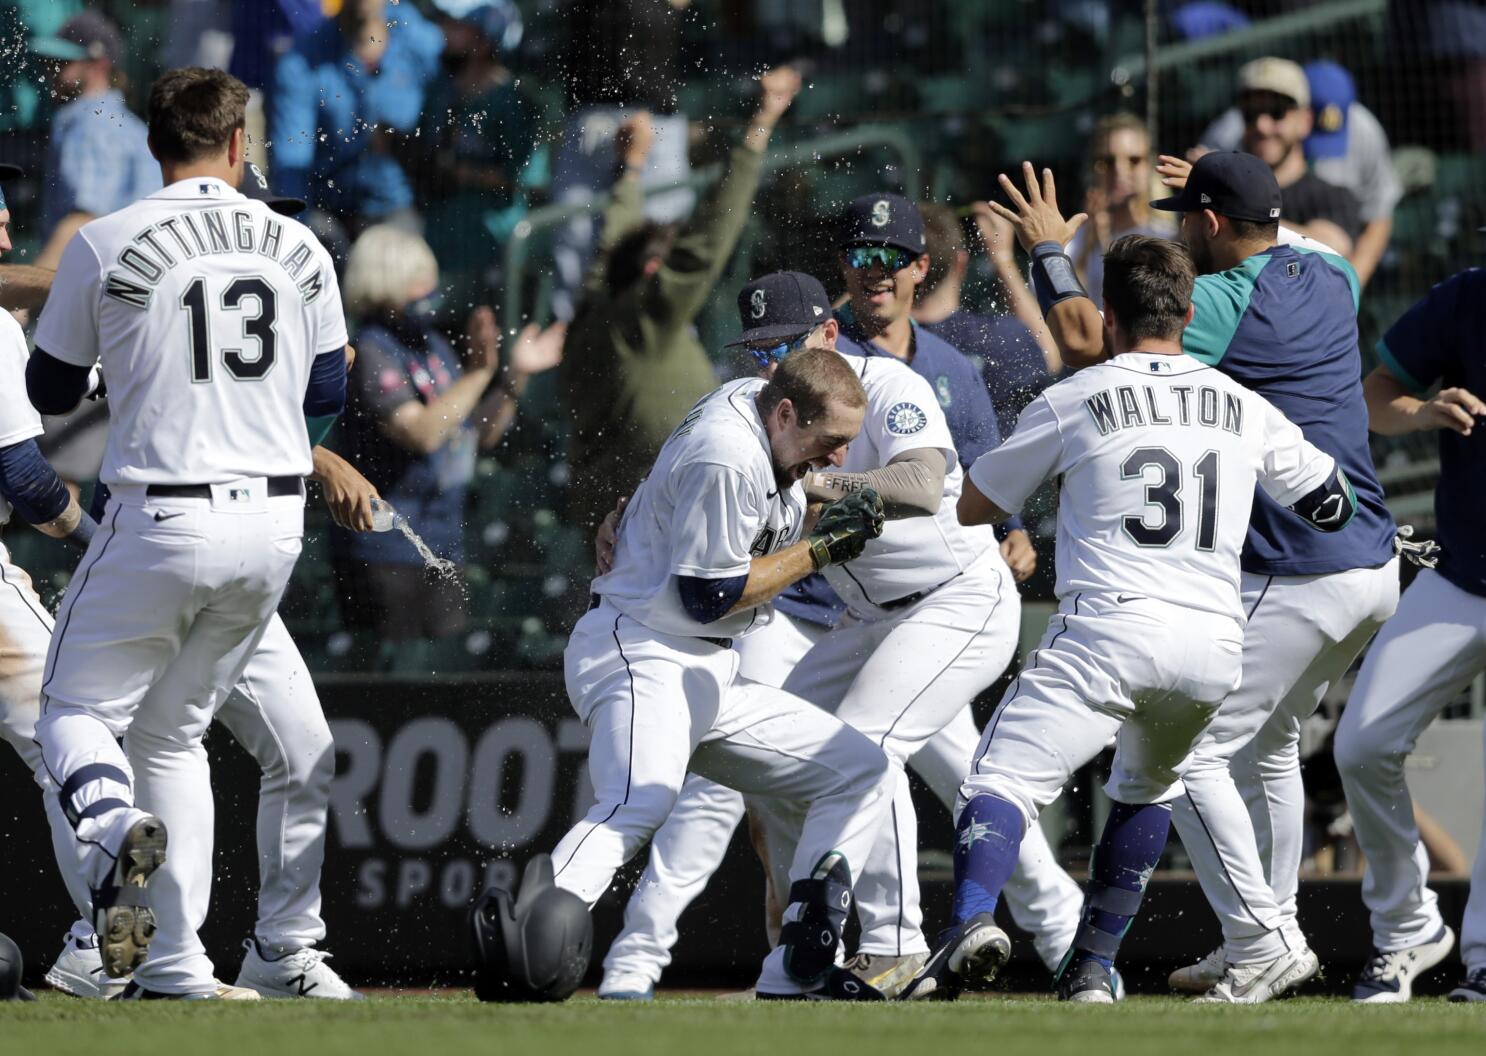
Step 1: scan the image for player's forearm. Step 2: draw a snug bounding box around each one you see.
[1047,298,1106,370]
[34,496,83,539]
[0,264,55,312]
[1363,368,1427,436]
[726,542,817,615]
[802,448,943,518]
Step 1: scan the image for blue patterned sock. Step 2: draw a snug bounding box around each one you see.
[1069,800,1172,971]
[950,794,1025,928]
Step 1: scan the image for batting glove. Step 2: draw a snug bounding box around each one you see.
[808,489,884,570]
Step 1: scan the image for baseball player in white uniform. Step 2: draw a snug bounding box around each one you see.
[1331,268,1486,1003]
[24,68,347,999]
[0,160,363,1001]
[552,342,905,998]
[996,156,1402,1002]
[900,234,1355,1004]
[595,273,1078,1000]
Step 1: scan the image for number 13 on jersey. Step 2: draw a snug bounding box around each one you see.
[181,276,278,383]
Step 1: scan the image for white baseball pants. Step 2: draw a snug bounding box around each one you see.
[775,553,1023,958]
[1334,569,1486,971]
[33,482,304,996]
[964,592,1245,827]
[554,599,893,994]
[0,536,333,970]
[1169,560,1398,963]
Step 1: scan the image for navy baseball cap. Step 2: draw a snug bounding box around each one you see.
[838,193,926,255]
[240,162,306,217]
[1151,151,1282,223]
[1304,61,1355,161]
[31,12,124,67]
[726,272,832,347]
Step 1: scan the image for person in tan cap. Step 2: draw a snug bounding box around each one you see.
[1197,57,1362,263]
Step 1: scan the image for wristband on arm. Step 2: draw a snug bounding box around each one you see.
[1029,241,1090,315]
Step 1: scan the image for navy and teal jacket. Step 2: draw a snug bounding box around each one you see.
[1375,269,1486,596]
[1183,243,1395,577]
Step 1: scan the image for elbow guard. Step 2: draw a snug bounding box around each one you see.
[0,439,70,525]
[1288,465,1357,532]
[1029,241,1089,315]
[26,349,97,416]
[677,573,748,624]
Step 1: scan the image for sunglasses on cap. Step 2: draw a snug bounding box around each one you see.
[745,328,816,369]
[843,245,916,272]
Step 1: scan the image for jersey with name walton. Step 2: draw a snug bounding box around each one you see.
[33,177,347,486]
[593,377,807,639]
[970,353,1335,622]
[1183,243,1394,576]
[822,349,998,616]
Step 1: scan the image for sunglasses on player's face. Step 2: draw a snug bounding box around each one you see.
[746,327,816,369]
[843,245,915,273]
[1240,96,1297,124]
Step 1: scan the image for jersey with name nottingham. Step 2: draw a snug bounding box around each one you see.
[592,378,807,640]
[970,354,1335,623]
[33,177,347,486]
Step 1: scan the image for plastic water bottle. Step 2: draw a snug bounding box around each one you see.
[370,498,397,533]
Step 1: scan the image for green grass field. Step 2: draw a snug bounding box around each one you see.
[4,992,1484,1056]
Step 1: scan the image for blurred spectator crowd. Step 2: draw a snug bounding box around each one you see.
[0,0,1482,673]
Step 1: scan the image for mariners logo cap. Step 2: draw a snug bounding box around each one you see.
[1151,150,1283,224]
[838,192,926,255]
[1304,60,1355,161]
[726,271,832,347]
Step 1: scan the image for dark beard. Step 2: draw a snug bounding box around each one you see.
[1189,234,1216,276]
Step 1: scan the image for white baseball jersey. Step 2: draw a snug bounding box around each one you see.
[822,350,997,616]
[34,177,347,485]
[592,377,807,639]
[969,352,1336,622]
[0,310,43,526]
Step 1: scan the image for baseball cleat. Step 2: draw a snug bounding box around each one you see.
[235,939,363,999]
[896,913,1010,1001]
[1352,926,1454,1003]
[1193,946,1319,1004]
[1448,967,1486,1003]
[598,973,655,1001]
[96,814,168,978]
[840,952,927,999]
[1168,945,1226,994]
[1057,956,1120,1003]
[115,979,262,1001]
[756,967,885,1002]
[45,932,128,1000]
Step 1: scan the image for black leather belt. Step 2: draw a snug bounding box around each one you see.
[589,593,732,650]
[147,476,303,499]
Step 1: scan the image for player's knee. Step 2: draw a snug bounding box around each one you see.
[1333,719,1398,778]
[608,782,684,838]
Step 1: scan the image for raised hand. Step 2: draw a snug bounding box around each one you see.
[985,161,1088,252]
[757,65,803,122]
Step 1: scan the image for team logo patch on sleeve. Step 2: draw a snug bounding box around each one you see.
[886,401,928,435]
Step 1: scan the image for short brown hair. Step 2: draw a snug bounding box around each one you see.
[1102,235,1195,344]
[918,203,965,296]
[757,347,867,424]
[148,67,250,164]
